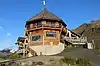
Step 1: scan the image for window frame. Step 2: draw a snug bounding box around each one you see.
[32,35,41,41]
[46,32,56,38]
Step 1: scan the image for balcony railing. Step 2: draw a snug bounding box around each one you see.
[30,41,43,46]
[26,23,61,30]
[64,37,87,44]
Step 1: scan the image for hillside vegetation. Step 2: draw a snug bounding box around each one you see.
[73,20,100,50]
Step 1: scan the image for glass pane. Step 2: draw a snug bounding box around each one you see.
[47,22,51,26]
[37,22,41,26]
[30,24,33,28]
[33,23,37,27]
[46,32,56,37]
[55,22,59,27]
[51,22,55,27]
[42,21,46,25]
[32,36,41,41]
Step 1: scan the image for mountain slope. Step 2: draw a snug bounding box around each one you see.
[73,20,100,50]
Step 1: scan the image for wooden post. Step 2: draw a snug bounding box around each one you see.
[27,32,32,57]
[92,40,95,49]
[59,26,63,43]
[23,42,25,58]
[42,23,44,45]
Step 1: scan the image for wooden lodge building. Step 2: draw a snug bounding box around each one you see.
[16,8,93,57]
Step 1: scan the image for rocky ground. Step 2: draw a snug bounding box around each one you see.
[0,56,67,66]
[1,48,100,66]
[56,48,100,66]
[0,55,91,66]
[73,20,100,50]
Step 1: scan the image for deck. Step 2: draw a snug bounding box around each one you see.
[64,37,87,45]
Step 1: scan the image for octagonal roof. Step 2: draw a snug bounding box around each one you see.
[27,8,63,22]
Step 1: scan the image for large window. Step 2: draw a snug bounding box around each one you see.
[46,32,56,37]
[32,35,41,41]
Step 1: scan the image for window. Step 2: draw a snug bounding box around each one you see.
[21,40,24,43]
[26,25,30,29]
[55,22,59,27]
[51,22,55,26]
[32,35,41,41]
[46,32,56,37]
[37,22,42,26]
[47,22,51,26]
[59,23,62,27]
[30,24,33,28]
[26,40,28,43]
[42,21,46,25]
[33,23,37,27]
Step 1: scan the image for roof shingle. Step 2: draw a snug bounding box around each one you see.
[27,8,63,22]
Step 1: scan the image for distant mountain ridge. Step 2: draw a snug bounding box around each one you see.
[73,20,100,49]
[0,49,11,57]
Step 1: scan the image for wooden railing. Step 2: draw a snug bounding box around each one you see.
[26,24,61,30]
[64,37,87,44]
[27,46,37,56]
[30,41,42,46]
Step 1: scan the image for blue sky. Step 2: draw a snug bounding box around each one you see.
[0,0,100,50]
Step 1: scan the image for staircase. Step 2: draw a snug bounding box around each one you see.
[27,46,37,56]
[64,37,87,45]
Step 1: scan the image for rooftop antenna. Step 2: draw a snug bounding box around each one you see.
[42,0,46,8]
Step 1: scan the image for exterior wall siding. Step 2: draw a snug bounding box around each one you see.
[28,29,60,46]
[43,30,60,45]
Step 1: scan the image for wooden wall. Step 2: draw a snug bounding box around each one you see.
[43,30,60,45]
[29,29,60,46]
